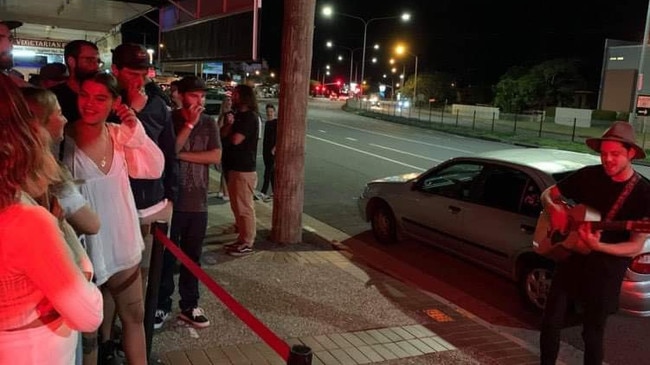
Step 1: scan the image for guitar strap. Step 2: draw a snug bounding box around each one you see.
[605,173,640,222]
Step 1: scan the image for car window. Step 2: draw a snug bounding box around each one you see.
[473,166,540,216]
[417,162,484,199]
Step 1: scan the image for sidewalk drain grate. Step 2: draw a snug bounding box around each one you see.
[424,309,454,322]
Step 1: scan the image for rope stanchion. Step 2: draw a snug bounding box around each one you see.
[144,221,167,361]
[153,228,294,362]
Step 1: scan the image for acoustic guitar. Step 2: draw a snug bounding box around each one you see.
[533,204,650,261]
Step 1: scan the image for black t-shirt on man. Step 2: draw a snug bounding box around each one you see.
[222,110,259,172]
[555,164,650,312]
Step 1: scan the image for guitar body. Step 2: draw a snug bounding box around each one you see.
[533,204,600,261]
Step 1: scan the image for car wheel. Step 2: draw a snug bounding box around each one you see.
[370,203,397,244]
[520,263,554,311]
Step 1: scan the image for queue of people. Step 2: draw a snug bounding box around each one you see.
[0,22,266,364]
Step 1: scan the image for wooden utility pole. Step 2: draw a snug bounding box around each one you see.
[270,0,316,244]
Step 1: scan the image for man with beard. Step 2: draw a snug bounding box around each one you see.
[50,40,100,123]
[539,121,650,365]
[0,20,29,87]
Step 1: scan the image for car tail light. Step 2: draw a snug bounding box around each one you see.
[630,253,650,274]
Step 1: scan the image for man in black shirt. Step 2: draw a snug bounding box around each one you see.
[260,103,277,199]
[50,40,100,123]
[540,121,650,365]
[221,85,259,256]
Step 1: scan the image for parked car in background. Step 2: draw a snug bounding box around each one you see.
[358,148,650,315]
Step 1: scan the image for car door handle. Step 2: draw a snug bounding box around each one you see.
[448,205,461,214]
[520,224,535,234]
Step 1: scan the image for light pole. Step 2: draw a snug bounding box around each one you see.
[395,44,419,106]
[322,6,410,93]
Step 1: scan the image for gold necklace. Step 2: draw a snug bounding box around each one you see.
[99,127,109,169]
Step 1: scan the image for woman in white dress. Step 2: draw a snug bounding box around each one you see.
[63,72,164,365]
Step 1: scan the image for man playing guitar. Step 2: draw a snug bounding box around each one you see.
[539,121,650,365]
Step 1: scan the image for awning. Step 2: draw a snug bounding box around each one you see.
[0,0,161,34]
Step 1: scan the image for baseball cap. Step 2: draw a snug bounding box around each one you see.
[111,43,151,69]
[39,62,68,80]
[176,76,208,93]
[0,20,22,30]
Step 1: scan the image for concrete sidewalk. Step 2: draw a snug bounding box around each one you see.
[150,172,578,365]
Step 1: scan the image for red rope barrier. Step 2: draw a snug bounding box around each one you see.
[153,228,291,360]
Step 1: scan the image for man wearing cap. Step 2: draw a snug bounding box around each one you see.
[110,42,179,313]
[156,75,221,329]
[0,20,29,87]
[50,40,101,123]
[39,62,68,89]
[539,121,650,364]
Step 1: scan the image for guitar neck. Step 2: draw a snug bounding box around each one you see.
[572,221,629,231]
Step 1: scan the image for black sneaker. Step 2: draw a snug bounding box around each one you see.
[154,309,169,330]
[228,244,253,256]
[98,341,120,365]
[178,307,210,328]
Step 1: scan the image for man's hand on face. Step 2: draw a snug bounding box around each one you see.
[186,103,205,126]
[128,85,148,112]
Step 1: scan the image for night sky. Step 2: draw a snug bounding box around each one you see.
[124,0,649,90]
[259,0,648,90]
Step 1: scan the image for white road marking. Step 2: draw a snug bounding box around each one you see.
[369,144,444,162]
[345,137,358,141]
[307,134,426,171]
[319,129,327,133]
[314,119,474,154]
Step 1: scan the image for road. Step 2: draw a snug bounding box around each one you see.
[281,98,650,365]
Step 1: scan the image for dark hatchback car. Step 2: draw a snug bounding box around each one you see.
[358,148,650,314]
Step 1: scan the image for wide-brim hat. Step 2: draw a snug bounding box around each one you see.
[585,121,646,159]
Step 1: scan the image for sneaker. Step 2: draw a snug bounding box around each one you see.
[223,242,240,251]
[154,309,169,330]
[228,244,254,256]
[178,307,210,328]
[98,341,120,365]
[223,195,230,201]
[216,192,224,198]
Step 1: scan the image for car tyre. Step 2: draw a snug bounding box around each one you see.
[370,203,398,244]
[519,261,554,311]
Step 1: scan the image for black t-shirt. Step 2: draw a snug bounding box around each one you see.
[50,82,80,124]
[222,110,259,172]
[555,165,650,311]
[263,118,277,160]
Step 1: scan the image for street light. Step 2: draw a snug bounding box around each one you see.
[395,44,419,107]
[322,5,410,94]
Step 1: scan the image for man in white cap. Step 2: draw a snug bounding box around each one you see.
[539,121,650,365]
[0,20,28,86]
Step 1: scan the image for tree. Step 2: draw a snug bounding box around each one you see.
[401,72,456,106]
[493,59,586,112]
[270,0,316,244]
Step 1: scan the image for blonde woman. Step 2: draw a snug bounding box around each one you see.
[63,72,164,365]
[0,73,103,364]
[22,87,101,365]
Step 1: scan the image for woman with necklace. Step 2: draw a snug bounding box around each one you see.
[62,72,164,365]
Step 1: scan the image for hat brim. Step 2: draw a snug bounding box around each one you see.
[1,21,23,30]
[586,137,647,159]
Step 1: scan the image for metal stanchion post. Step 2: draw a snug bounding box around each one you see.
[571,117,577,142]
[538,113,544,137]
[455,110,459,127]
[144,221,168,361]
[491,112,495,132]
[287,345,312,365]
[513,113,518,134]
[472,110,476,130]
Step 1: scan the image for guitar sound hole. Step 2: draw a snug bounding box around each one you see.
[550,230,568,245]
